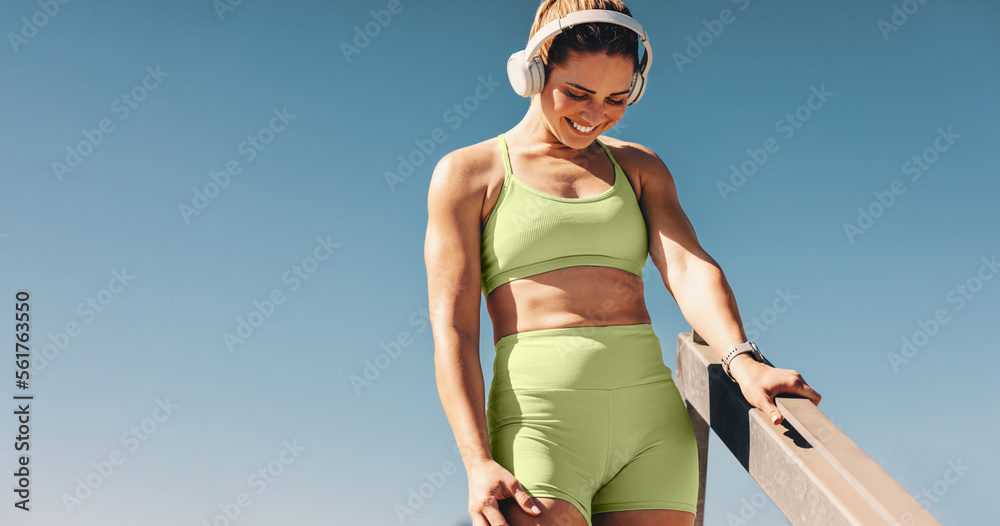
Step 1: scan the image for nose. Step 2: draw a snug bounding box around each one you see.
[580,99,603,125]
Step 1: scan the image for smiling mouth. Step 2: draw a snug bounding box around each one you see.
[566,118,598,134]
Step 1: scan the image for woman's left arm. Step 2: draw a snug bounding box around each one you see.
[629,142,821,425]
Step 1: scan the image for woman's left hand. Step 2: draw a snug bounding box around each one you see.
[728,355,822,425]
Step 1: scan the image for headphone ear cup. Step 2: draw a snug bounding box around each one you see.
[508,50,546,98]
[628,70,646,105]
[507,50,531,97]
[525,54,545,97]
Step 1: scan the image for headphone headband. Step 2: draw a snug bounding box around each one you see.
[524,10,648,62]
[507,9,653,105]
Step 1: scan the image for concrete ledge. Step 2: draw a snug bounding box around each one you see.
[674,332,940,526]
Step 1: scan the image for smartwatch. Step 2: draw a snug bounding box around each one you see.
[722,341,764,382]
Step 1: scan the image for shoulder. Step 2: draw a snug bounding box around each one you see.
[427,137,504,208]
[596,136,677,201]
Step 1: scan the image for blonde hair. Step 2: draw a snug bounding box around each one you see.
[528,0,638,75]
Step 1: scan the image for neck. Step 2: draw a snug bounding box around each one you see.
[506,97,600,162]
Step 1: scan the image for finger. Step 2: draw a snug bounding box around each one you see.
[776,371,818,401]
[797,382,822,405]
[511,480,541,515]
[782,371,822,406]
[759,396,782,425]
[482,504,509,526]
[471,513,489,526]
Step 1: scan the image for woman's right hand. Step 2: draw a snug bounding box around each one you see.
[466,458,541,526]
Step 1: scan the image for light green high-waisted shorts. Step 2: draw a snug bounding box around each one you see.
[486,324,699,525]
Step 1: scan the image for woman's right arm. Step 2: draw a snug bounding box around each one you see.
[424,150,540,525]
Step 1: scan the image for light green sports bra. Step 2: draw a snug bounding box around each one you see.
[480,134,649,296]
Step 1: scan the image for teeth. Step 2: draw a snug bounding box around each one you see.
[569,119,596,133]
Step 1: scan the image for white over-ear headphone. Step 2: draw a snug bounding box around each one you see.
[506,9,653,106]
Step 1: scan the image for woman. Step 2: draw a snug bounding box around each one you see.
[424,1,822,525]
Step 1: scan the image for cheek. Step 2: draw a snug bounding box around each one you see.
[604,105,627,124]
[549,94,581,115]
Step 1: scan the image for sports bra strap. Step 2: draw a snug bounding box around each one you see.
[593,139,623,173]
[499,134,622,176]
[481,133,647,296]
[497,134,513,177]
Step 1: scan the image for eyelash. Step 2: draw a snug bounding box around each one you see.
[565,91,626,106]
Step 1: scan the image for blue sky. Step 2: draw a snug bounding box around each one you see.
[1,0,997,524]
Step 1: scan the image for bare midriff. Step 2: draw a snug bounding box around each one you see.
[485,265,652,345]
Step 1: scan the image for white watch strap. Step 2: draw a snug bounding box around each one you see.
[723,342,761,381]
